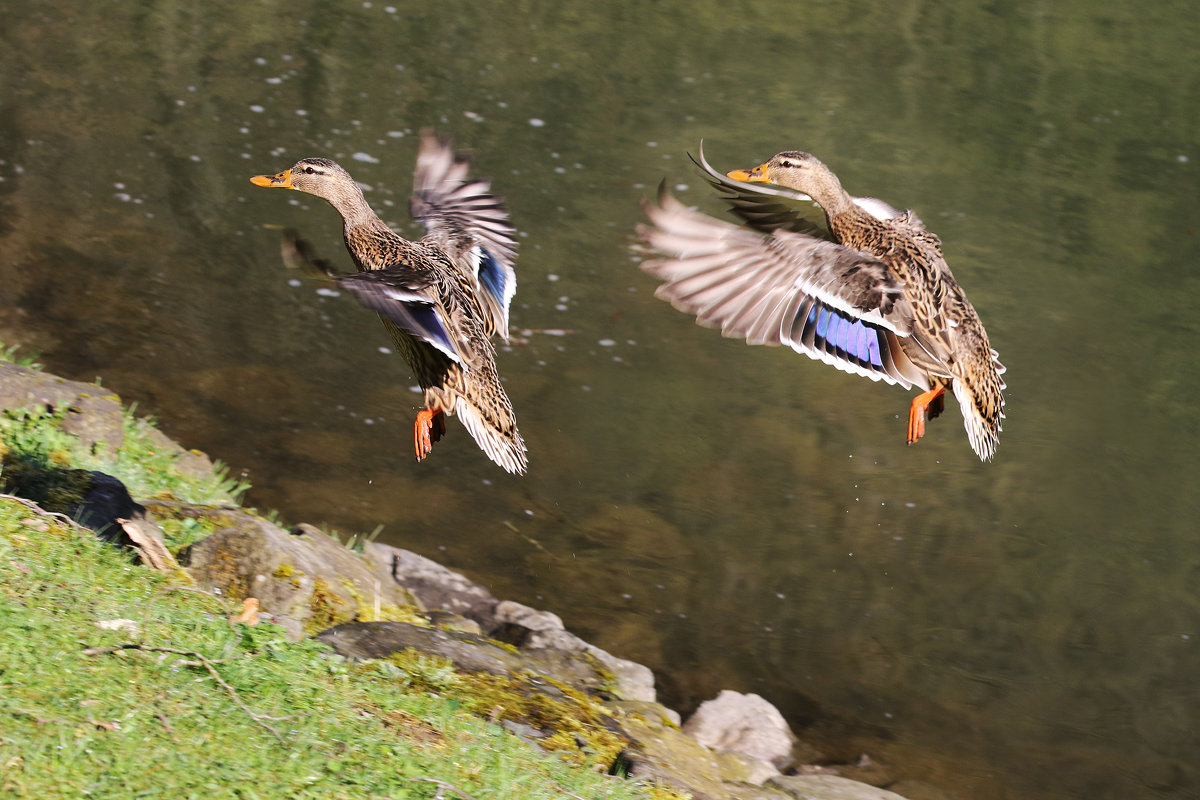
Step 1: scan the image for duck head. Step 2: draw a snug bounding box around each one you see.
[250,157,354,196]
[251,157,372,220]
[726,150,849,212]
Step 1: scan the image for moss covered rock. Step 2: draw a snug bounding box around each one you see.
[181,512,416,637]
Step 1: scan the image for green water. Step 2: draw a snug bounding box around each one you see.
[3,1,1199,797]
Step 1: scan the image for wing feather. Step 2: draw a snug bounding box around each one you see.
[638,187,919,387]
[334,269,466,365]
[410,130,518,340]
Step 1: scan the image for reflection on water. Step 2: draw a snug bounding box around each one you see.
[3,1,1200,798]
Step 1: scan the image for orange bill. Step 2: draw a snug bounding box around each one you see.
[725,162,773,183]
[249,168,294,188]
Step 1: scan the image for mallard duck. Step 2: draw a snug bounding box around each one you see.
[250,131,527,474]
[638,145,1005,460]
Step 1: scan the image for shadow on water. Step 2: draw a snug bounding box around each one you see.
[3,1,1200,798]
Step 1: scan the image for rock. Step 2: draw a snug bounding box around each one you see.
[318,621,531,673]
[0,461,161,551]
[316,621,623,696]
[70,471,149,542]
[58,395,126,458]
[0,363,125,457]
[884,781,956,800]
[366,542,498,626]
[95,618,141,637]
[684,690,796,769]
[605,698,681,728]
[0,363,225,489]
[181,513,415,638]
[141,425,217,482]
[767,774,915,800]
[604,702,787,800]
[714,749,781,786]
[492,599,565,640]
[425,610,483,635]
[493,600,656,702]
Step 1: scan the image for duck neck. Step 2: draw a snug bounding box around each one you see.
[324,182,384,232]
[809,173,856,219]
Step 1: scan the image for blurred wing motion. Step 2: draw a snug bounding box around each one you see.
[638,186,926,388]
[334,269,467,366]
[411,130,518,340]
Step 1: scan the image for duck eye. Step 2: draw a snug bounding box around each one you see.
[780,160,793,168]
[304,166,316,175]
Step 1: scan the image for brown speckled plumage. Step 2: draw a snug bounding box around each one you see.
[251,133,526,474]
[638,146,1005,460]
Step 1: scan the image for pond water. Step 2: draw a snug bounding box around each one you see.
[3,1,1200,797]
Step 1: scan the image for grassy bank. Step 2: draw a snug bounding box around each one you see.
[0,348,674,800]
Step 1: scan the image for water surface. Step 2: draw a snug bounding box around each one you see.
[3,2,1199,798]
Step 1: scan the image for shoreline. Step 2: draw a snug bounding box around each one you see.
[0,357,926,800]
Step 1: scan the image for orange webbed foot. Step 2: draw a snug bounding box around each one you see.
[413,409,446,461]
[907,386,947,445]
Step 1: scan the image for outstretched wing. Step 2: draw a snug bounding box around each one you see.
[637,186,928,389]
[410,130,518,341]
[334,268,466,366]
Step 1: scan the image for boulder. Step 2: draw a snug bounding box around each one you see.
[0,363,125,457]
[767,774,914,800]
[684,690,796,769]
[492,600,656,702]
[316,620,623,696]
[365,542,498,626]
[181,513,415,638]
[604,701,788,800]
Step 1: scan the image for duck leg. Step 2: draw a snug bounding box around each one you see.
[414,408,447,461]
[907,384,947,445]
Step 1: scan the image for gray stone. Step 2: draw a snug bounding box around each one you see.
[493,600,656,702]
[493,600,564,636]
[366,542,498,626]
[315,620,623,696]
[141,425,218,481]
[180,513,413,638]
[714,749,781,786]
[767,774,914,800]
[684,690,796,769]
[0,363,125,457]
[604,702,788,800]
[58,394,126,458]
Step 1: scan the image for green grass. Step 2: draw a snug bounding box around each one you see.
[0,404,249,508]
[0,352,681,800]
[0,342,42,370]
[0,495,673,800]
